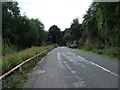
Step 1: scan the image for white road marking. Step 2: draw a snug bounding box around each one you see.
[73,81,86,87]
[82,65,85,67]
[34,66,37,70]
[61,51,119,77]
[61,53,78,65]
[38,57,45,64]
[77,55,119,77]
[59,52,78,75]
[71,71,76,74]
[57,52,61,61]
[60,47,67,48]
[66,56,78,65]
[64,52,76,56]
[47,51,51,56]
[77,56,88,63]
[57,52,64,68]
[34,56,46,70]
[90,61,119,77]
[65,62,72,70]
[77,56,86,60]
[35,70,45,74]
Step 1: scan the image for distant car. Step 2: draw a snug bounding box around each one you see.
[69,44,79,48]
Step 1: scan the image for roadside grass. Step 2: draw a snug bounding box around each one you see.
[2,56,43,88]
[2,45,56,88]
[78,47,120,61]
[2,46,50,74]
[2,42,19,56]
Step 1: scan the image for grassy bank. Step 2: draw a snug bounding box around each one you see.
[2,41,19,56]
[2,45,56,88]
[78,47,120,60]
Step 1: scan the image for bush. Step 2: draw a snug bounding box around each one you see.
[78,41,85,49]
[84,44,92,50]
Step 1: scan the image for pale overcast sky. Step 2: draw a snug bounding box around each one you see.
[16,0,93,31]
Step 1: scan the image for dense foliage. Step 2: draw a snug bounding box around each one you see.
[81,2,120,47]
[2,2,48,51]
[2,2,120,58]
[62,18,82,45]
[48,25,63,45]
[62,2,119,49]
[70,18,82,41]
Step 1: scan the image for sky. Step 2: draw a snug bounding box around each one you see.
[16,0,93,31]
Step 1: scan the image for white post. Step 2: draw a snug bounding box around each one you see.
[19,66,22,73]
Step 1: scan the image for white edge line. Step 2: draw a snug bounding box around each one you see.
[89,61,120,77]
[38,57,45,64]
[78,55,120,77]
[47,51,51,56]
[33,66,37,70]
[33,56,46,70]
[77,56,86,60]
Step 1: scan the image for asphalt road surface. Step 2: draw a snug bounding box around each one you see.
[25,47,119,88]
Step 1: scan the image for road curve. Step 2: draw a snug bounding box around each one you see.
[25,47,119,88]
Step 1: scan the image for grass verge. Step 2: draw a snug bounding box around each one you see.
[2,45,56,88]
[78,48,120,61]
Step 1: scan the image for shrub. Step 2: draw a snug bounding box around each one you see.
[84,44,92,50]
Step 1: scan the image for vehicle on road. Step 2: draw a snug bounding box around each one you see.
[69,44,79,48]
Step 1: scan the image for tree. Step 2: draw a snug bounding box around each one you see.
[48,25,62,44]
[2,1,47,48]
[2,2,20,44]
[63,28,71,45]
[70,18,81,43]
[81,2,120,47]
[29,18,45,46]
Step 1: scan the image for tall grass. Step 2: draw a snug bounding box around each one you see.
[2,45,56,88]
[2,46,51,74]
[90,47,120,59]
[78,43,120,60]
[2,42,18,56]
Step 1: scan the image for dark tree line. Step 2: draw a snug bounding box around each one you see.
[2,2,120,49]
[61,18,82,45]
[2,2,48,49]
[62,2,120,48]
[81,2,120,48]
[47,19,82,46]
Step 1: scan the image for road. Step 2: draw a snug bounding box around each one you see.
[25,47,119,88]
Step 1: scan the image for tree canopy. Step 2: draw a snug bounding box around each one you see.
[48,25,62,44]
[2,2,48,49]
[81,2,120,47]
[2,2,120,49]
